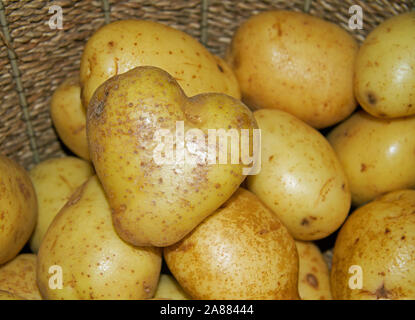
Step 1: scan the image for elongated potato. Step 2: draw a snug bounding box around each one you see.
[50,77,90,160]
[355,12,415,118]
[247,109,350,240]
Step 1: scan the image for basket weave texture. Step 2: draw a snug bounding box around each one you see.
[0,0,413,169]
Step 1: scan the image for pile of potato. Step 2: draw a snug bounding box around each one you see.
[0,10,414,300]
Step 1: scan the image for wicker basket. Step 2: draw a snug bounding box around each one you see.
[0,0,413,170]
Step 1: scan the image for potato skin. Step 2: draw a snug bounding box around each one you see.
[164,188,299,300]
[226,10,358,128]
[331,190,415,300]
[0,254,41,300]
[80,19,240,108]
[355,12,415,118]
[153,274,191,300]
[295,241,332,300]
[29,157,94,252]
[87,66,257,247]
[0,290,25,300]
[327,110,415,206]
[0,155,37,265]
[50,77,90,160]
[37,176,162,300]
[247,109,350,240]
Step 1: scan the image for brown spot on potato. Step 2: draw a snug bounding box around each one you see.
[375,283,390,299]
[385,228,390,234]
[301,218,309,226]
[306,273,319,289]
[217,63,224,73]
[367,92,377,105]
[269,155,274,161]
[108,41,114,47]
[360,163,367,172]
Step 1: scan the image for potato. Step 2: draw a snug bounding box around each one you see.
[0,155,37,264]
[37,176,162,300]
[295,241,332,300]
[153,274,191,300]
[164,188,299,300]
[226,10,358,128]
[331,190,415,300]
[247,109,350,240]
[29,156,94,252]
[80,19,240,108]
[87,66,257,247]
[327,110,415,206]
[0,254,41,300]
[50,77,90,160]
[355,12,415,118]
[0,290,25,300]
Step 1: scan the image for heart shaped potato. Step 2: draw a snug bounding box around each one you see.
[87,66,257,247]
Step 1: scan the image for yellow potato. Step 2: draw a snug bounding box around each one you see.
[164,188,299,300]
[80,19,240,108]
[153,274,191,300]
[37,176,162,300]
[29,156,94,252]
[50,77,90,160]
[0,254,41,300]
[331,190,415,300]
[0,290,25,300]
[87,66,257,247]
[327,110,415,206]
[355,12,415,118]
[247,109,350,240]
[0,155,37,265]
[226,10,358,128]
[295,241,332,300]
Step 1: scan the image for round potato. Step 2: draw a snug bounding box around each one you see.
[164,188,299,300]
[295,241,332,300]
[0,254,41,300]
[50,77,90,160]
[226,10,358,128]
[331,190,415,300]
[29,156,94,252]
[355,12,415,118]
[327,110,415,206]
[37,176,162,300]
[247,109,350,240]
[0,155,37,265]
[80,20,240,108]
[153,274,191,300]
[0,290,25,300]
